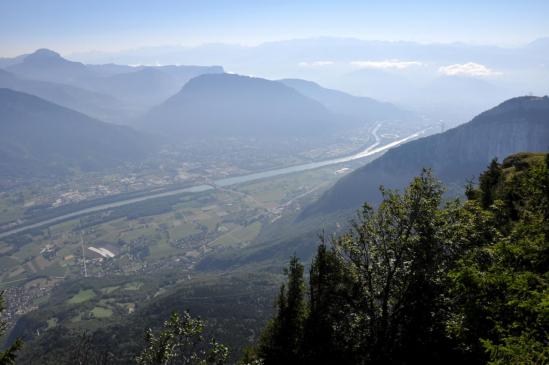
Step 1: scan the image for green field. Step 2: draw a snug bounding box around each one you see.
[101,285,120,294]
[1,164,344,287]
[67,289,96,304]
[123,281,143,291]
[90,306,113,318]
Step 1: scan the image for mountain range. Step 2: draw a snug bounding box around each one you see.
[0,68,134,124]
[1,49,224,113]
[278,78,416,123]
[138,73,343,138]
[198,94,549,270]
[0,88,151,179]
[303,95,549,217]
[67,37,549,124]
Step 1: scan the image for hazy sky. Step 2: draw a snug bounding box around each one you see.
[1,0,549,56]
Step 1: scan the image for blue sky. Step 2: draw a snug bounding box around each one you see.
[1,0,549,56]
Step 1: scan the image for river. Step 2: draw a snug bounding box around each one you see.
[0,125,428,239]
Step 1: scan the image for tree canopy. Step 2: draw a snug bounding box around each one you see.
[253,153,548,365]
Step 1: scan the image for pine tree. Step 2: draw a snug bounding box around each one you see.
[479,158,502,209]
[450,153,549,364]
[258,256,307,365]
[302,242,358,364]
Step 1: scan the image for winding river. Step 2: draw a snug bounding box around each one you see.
[0,125,428,239]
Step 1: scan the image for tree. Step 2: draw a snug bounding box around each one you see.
[0,292,22,365]
[333,170,465,364]
[302,242,358,364]
[254,155,548,365]
[258,256,307,365]
[257,171,471,364]
[479,158,502,209]
[67,331,114,365]
[450,153,549,365]
[137,311,228,365]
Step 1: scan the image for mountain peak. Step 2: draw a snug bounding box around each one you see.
[140,72,336,138]
[496,95,549,107]
[475,95,549,120]
[5,48,90,83]
[526,37,549,50]
[172,73,304,100]
[27,48,63,60]
[302,95,549,217]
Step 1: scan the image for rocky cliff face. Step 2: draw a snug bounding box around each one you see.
[303,96,549,216]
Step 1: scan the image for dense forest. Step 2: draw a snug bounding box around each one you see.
[253,152,548,365]
[2,152,547,364]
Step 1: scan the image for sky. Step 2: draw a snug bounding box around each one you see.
[1,0,549,56]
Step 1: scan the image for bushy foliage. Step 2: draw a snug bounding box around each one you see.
[137,310,229,365]
[258,256,307,364]
[449,154,549,365]
[254,153,548,365]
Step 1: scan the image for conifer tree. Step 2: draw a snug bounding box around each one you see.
[302,242,357,364]
[258,256,306,365]
[479,158,502,208]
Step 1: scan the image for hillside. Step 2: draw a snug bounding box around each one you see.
[0,69,134,123]
[254,151,549,365]
[0,89,151,179]
[2,49,224,109]
[279,78,415,123]
[83,65,224,106]
[139,73,339,138]
[303,95,549,216]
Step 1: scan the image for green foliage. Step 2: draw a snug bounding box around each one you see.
[302,242,357,364]
[482,332,548,365]
[137,311,229,365]
[257,170,468,364]
[479,158,503,209]
[330,170,467,364]
[258,256,307,364]
[11,271,277,364]
[6,153,547,364]
[236,346,262,365]
[255,153,548,365]
[0,292,23,365]
[449,153,549,364]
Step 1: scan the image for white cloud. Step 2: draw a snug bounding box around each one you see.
[350,60,423,70]
[298,60,334,67]
[438,62,502,77]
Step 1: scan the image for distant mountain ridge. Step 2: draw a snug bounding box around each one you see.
[6,49,93,84]
[1,49,224,110]
[279,78,416,123]
[0,88,151,179]
[83,65,224,106]
[197,95,549,271]
[0,69,134,123]
[67,37,549,123]
[139,73,340,138]
[302,95,549,216]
